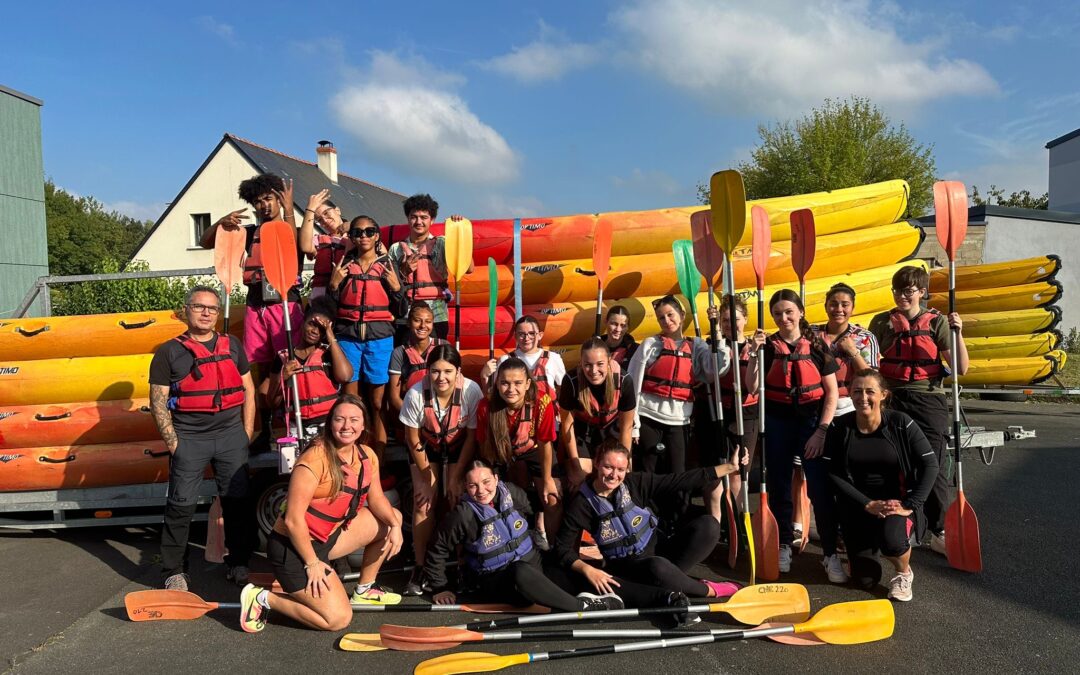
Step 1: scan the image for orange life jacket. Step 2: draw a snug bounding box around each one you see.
[419,374,469,459]
[168,334,245,413]
[641,337,695,402]
[279,345,339,422]
[336,257,394,323]
[304,448,373,543]
[572,372,622,430]
[400,237,448,302]
[879,310,945,382]
[818,325,859,397]
[312,234,349,288]
[508,401,537,457]
[764,335,824,405]
[242,227,266,286]
[720,341,759,409]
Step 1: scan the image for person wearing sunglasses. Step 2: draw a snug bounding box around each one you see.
[148,286,257,592]
[328,216,402,459]
[868,265,968,556]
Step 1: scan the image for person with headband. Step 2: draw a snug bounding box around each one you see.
[812,283,879,417]
[601,305,639,371]
[746,289,845,582]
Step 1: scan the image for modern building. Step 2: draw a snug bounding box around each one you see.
[1046,128,1080,213]
[0,85,48,317]
[131,135,406,270]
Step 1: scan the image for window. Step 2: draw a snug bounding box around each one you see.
[191,213,212,245]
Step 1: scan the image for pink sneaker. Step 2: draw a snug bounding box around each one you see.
[702,579,741,598]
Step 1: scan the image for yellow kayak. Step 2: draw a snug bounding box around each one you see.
[851,307,1061,339]
[965,332,1061,359]
[951,350,1067,387]
[0,354,154,407]
[930,255,1061,292]
[928,281,1063,314]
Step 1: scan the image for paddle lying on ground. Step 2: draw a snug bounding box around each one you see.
[260,219,305,443]
[788,207,817,553]
[124,590,548,622]
[750,205,780,582]
[445,216,474,350]
[711,170,754,585]
[381,583,808,641]
[673,240,703,337]
[689,210,736,568]
[411,600,894,674]
[935,180,982,573]
[592,218,614,336]
[488,258,499,360]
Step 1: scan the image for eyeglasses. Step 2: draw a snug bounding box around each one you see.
[187,303,220,315]
[350,227,379,239]
[516,331,539,339]
[891,287,922,298]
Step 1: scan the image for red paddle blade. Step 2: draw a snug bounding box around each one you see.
[258,220,298,296]
[592,218,614,285]
[752,493,781,581]
[725,488,738,569]
[213,226,246,290]
[690,210,724,285]
[789,208,816,282]
[124,590,218,621]
[936,181,969,261]
[751,205,772,291]
[945,491,982,572]
[709,170,747,258]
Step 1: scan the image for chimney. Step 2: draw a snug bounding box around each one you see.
[316,140,338,183]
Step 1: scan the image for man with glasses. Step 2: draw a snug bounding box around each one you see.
[869,265,969,555]
[149,286,257,591]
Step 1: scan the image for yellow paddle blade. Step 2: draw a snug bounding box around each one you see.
[338,633,387,652]
[445,217,474,282]
[709,582,810,624]
[797,600,895,645]
[414,651,530,675]
[709,170,747,258]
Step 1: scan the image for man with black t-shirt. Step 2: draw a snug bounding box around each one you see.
[149,286,257,591]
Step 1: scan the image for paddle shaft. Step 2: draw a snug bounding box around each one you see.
[757,288,767,489]
[705,289,724,425]
[594,283,604,338]
[513,218,523,319]
[222,288,231,334]
[455,286,462,351]
[949,259,963,488]
[475,626,759,643]
[520,626,794,664]
[462,603,717,631]
[725,257,753,582]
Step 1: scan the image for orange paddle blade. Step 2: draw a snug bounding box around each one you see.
[751,205,771,291]
[790,208,816,281]
[380,624,482,644]
[204,497,227,563]
[213,226,246,290]
[592,218,614,286]
[792,470,810,553]
[752,493,781,582]
[935,180,969,260]
[258,219,298,296]
[709,170,747,257]
[945,490,983,572]
[725,487,738,569]
[124,590,220,621]
[690,210,724,285]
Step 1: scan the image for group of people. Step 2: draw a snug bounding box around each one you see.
[148,171,969,635]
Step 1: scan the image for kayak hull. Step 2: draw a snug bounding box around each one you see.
[0,399,157,449]
[0,441,177,491]
[930,255,1061,292]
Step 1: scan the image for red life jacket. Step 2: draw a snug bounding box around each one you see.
[818,325,859,397]
[526,350,551,384]
[606,336,637,371]
[336,257,394,323]
[720,341,759,409]
[572,372,622,430]
[168,334,245,413]
[764,335,824,405]
[304,448,373,543]
[879,310,945,382]
[312,234,349,288]
[242,226,265,286]
[279,346,339,422]
[419,374,469,458]
[400,237,448,302]
[399,338,445,396]
[641,337,695,402]
[508,401,537,457]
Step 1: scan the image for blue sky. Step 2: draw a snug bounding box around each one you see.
[4,0,1079,222]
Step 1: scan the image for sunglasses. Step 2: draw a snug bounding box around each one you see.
[350,227,379,239]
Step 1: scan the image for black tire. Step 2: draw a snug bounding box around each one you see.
[251,471,290,552]
[978,392,1028,403]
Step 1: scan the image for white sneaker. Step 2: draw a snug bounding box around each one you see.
[888,570,914,602]
[778,545,792,573]
[822,554,849,584]
[929,531,946,556]
[531,529,550,551]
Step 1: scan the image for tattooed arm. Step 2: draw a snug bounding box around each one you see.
[150,384,179,453]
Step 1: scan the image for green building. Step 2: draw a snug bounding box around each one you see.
[0,85,47,318]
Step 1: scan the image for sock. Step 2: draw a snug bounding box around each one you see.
[354,582,373,594]
[256,590,270,608]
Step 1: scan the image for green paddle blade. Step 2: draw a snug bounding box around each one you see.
[798,599,895,645]
[415,651,530,675]
[709,170,747,258]
[672,240,702,307]
[487,257,498,327]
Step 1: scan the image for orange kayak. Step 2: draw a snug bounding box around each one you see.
[0,399,157,449]
[0,441,174,491]
[0,354,154,407]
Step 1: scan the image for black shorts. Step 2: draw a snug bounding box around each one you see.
[407,446,462,467]
[267,527,343,593]
[698,405,760,467]
[497,451,544,482]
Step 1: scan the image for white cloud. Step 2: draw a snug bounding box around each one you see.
[610,0,999,115]
[331,51,520,186]
[946,148,1048,198]
[196,16,238,47]
[473,193,547,219]
[611,168,683,198]
[104,200,168,222]
[480,21,598,83]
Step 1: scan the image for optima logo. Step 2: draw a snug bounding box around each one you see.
[522,222,550,232]
[523,264,563,275]
[0,367,19,375]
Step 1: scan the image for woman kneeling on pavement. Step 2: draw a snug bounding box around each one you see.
[825,369,938,602]
[424,460,623,612]
[240,395,403,632]
[552,440,742,611]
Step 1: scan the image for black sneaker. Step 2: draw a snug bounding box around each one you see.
[664,591,701,627]
[226,565,250,586]
[577,592,625,611]
[402,568,430,597]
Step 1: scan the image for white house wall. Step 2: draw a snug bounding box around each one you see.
[982,215,1078,333]
[132,142,297,271]
[1049,136,1080,213]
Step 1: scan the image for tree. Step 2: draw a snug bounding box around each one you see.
[698,97,937,217]
[970,184,1048,210]
[45,180,151,276]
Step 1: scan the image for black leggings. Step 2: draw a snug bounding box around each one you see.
[469,557,585,612]
[607,515,721,597]
[838,504,914,588]
[635,417,690,474]
[545,565,674,608]
[890,390,951,533]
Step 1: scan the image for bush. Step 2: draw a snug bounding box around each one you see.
[50,259,246,316]
[1063,327,1080,354]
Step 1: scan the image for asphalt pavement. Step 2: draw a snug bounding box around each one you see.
[3,400,1079,674]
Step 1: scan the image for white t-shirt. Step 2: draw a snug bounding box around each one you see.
[627,335,729,426]
[399,377,483,430]
[497,349,567,390]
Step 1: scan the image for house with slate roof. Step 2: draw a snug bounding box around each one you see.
[132,134,405,271]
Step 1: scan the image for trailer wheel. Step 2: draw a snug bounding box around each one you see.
[252,472,289,551]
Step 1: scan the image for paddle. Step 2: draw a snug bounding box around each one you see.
[381,583,808,639]
[411,600,894,674]
[248,561,460,588]
[789,207,817,554]
[592,218,614,337]
[445,216,474,350]
[513,218,523,319]
[212,224,245,334]
[260,219,304,444]
[750,205,780,582]
[673,240,703,338]
[711,170,754,585]
[487,258,499,360]
[124,590,548,622]
[689,209,736,568]
[935,180,982,573]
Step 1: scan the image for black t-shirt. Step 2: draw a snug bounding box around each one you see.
[244,224,303,308]
[149,333,250,437]
[761,337,839,419]
[846,426,903,501]
[559,373,636,446]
